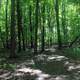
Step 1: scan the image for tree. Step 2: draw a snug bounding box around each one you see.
[41,1,45,52]
[55,0,62,48]
[34,0,39,54]
[10,0,16,58]
[5,0,9,49]
[29,5,33,48]
[62,0,67,44]
[17,0,26,52]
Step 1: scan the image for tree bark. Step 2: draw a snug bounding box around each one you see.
[55,0,62,48]
[34,0,39,54]
[5,0,9,49]
[17,0,26,52]
[10,0,16,58]
[41,2,45,52]
[29,5,33,48]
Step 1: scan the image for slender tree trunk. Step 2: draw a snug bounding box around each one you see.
[41,2,45,52]
[17,0,25,52]
[62,0,67,43]
[55,0,62,48]
[5,0,9,49]
[34,0,39,54]
[17,0,22,52]
[47,6,52,47]
[10,0,16,58]
[69,35,80,47]
[0,0,5,48]
[29,5,33,48]
[0,28,5,48]
[22,27,25,51]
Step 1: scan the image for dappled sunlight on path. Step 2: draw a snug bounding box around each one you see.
[0,53,80,80]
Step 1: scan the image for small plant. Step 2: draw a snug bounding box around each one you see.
[64,47,80,60]
[0,58,16,70]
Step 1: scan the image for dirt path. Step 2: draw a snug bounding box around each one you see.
[0,48,80,80]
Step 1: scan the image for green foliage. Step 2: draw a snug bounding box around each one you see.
[68,0,80,4]
[0,58,16,70]
[64,47,80,60]
[0,0,80,58]
[0,63,16,70]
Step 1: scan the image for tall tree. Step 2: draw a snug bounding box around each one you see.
[10,0,16,58]
[41,1,45,52]
[34,0,39,54]
[0,0,5,48]
[17,0,21,52]
[47,4,53,47]
[55,0,62,48]
[29,5,33,48]
[17,0,25,52]
[5,0,9,49]
[62,0,67,43]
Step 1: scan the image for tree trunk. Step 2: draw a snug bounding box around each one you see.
[5,0,9,49]
[41,2,45,52]
[17,0,25,52]
[55,0,62,48]
[34,0,39,54]
[10,0,16,58]
[62,0,67,43]
[29,5,33,48]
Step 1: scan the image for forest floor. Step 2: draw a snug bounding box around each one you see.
[0,46,80,80]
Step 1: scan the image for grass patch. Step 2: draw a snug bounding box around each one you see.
[62,47,80,60]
